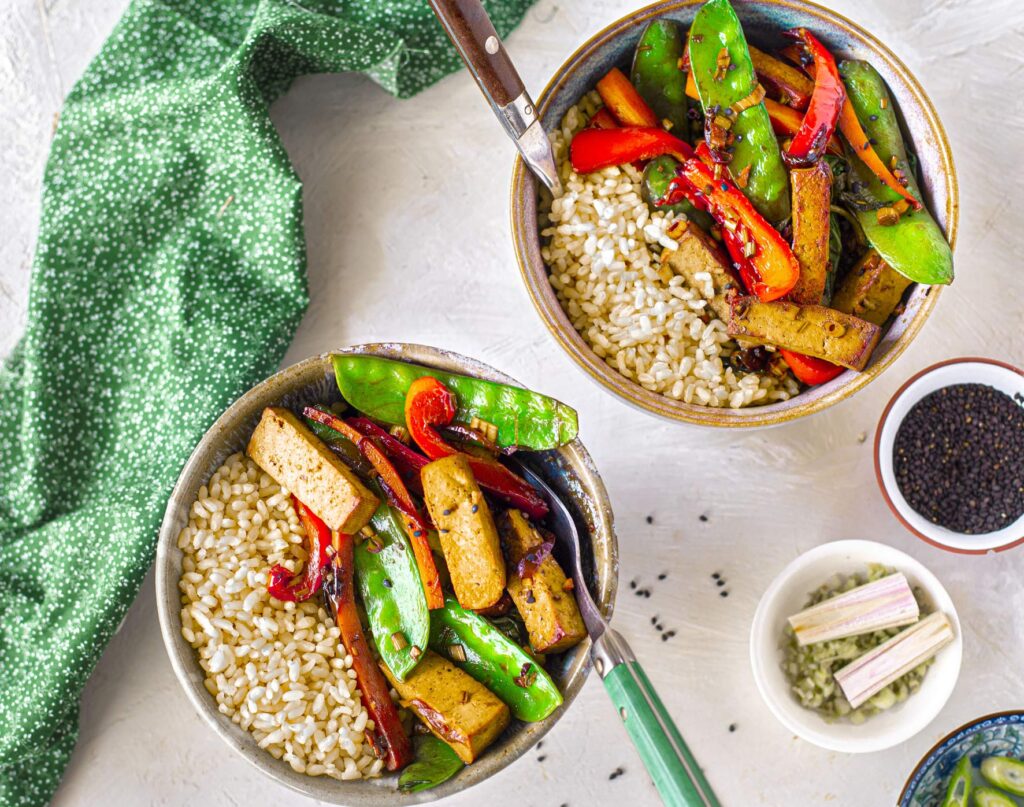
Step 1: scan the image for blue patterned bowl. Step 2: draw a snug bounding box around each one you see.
[899,711,1024,806]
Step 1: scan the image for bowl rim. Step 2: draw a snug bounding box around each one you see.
[748,538,962,753]
[897,709,1024,805]
[873,356,1024,554]
[509,0,959,428]
[154,345,618,805]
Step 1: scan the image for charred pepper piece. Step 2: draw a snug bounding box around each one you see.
[780,28,845,167]
[266,497,332,602]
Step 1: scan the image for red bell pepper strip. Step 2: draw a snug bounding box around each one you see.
[595,67,659,127]
[570,127,695,175]
[404,377,549,520]
[266,497,332,602]
[789,45,920,209]
[780,28,845,167]
[303,407,444,610]
[664,158,800,302]
[588,107,619,130]
[763,98,843,157]
[779,349,845,386]
[346,417,428,493]
[324,530,413,771]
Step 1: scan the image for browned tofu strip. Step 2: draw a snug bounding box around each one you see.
[421,454,505,610]
[663,224,740,321]
[831,250,914,327]
[382,651,510,764]
[246,407,377,533]
[789,161,833,306]
[728,297,881,371]
[498,510,586,654]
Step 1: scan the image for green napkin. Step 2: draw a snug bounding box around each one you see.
[0,0,530,802]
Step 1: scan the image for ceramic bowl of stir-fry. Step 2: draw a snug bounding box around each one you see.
[155,344,617,804]
[511,0,958,427]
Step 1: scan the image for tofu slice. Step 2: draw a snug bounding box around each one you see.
[421,454,505,610]
[789,161,833,306]
[246,407,377,533]
[498,510,586,654]
[831,249,913,327]
[382,651,510,764]
[728,296,881,371]
[663,223,740,321]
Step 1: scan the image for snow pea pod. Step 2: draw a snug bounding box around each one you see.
[356,501,429,682]
[429,596,563,722]
[631,20,689,136]
[332,355,577,450]
[839,60,953,285]
[398,736,464,793]
[688,0,790,223]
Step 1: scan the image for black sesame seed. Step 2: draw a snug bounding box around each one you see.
[650,615,658,625]
[442,508,451,516]
[537,755,546,762]
[729,723,737,732]
[720,590,729,598]
[471,504,479,513]
[658,572,667,580]
[629,579,637,590]
[661,633,669,642]
[699,514,709,522]
[893,383,1024,533]
[869,114,878,121]
[711,572,720,580]
[382,579,393,589]
[646,515,654,524]
[716,579,726,587]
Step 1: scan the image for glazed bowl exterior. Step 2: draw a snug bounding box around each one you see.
[899,711,1024,806]
[749,540,962,753]
[155,344,618,805]
[874,357,1024,554]
[510,0,959,427]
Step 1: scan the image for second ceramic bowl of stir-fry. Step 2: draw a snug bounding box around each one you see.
[510,0,958,427]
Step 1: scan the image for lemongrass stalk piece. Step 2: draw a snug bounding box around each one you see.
[835,611,954,709]
[788,572,920,646]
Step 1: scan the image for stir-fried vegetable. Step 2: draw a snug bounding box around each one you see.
[430,597,564,722]
[355,502,431,681]
[332,355,578,451]
[643,155,714,228]
[980,757,1024,796]
[570,126,694,174]
[266,497,332,602]
[597,66,660,127]
[839,60,953,285]
[398,737,465,793]
[781,29,845,167]
[941,756,972,807]
[687,0,790,222]
[325,529,413,770]
[631,20,690,134]
[404,377,549,519]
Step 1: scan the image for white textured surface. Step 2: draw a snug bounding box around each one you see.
[2,1,1024,805]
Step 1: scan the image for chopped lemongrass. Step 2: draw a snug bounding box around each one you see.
[788,572,920,646]
[835,611,954,709]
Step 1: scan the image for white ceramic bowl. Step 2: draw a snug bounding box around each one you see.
[874,357,1024,554]
[750,539,962,754]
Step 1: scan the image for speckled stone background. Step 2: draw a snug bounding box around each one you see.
[2,0,1023,805]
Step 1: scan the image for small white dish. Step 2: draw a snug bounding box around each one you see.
[750,539,962,754]
[874,357,1024,554]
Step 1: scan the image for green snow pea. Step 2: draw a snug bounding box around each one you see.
[688,0,790,223]
[980,756,1024,796]
[839,60,953,285]
[429,596,563,722]
[941,755,972,807]
[642,156,714,229]
[355,501,429,682]
[631,20,689,136]
[972,787,1015,807]
[332,355,577,450]
[398,736,464,793]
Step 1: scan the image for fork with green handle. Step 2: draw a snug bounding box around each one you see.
[509,458,721,807]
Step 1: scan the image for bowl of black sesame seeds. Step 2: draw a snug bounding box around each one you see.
[875,358,1024,553]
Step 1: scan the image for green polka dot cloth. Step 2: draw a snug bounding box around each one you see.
[0,0,530,803]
